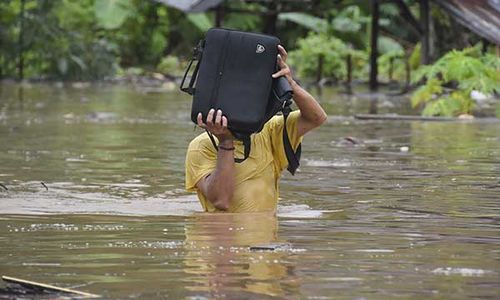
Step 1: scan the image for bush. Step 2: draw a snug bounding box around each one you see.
[411,46,499,117]
[378,50,405,82]
[288,32,367,81]
[156,55,182,76]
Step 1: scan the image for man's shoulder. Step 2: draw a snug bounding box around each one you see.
[262,110,300,132]
[188,132,214,152]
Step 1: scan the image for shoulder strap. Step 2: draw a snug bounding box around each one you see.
[206,130,250,163]
[282,104,301,175]
[180,40,204,95]
[234,136,251,163]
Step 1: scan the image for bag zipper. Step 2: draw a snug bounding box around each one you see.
[209,30,230,109]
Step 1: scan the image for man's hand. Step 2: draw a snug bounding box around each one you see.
[197,109,233,143]
[272,44,327,137]
[272,45,295,86]
[195,108,235,211]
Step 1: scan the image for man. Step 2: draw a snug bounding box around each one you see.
[185,45,327,213]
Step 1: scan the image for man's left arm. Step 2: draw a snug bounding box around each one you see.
[272,45,327,137]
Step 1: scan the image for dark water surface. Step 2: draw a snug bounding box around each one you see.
[0,83,499,299]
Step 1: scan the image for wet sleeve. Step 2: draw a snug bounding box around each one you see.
[265,110,303,171]
[185,138,217,192]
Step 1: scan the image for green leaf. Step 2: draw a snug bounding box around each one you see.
[422,101,440,116]
[186,13,213,32]
[224,13,261,30]
[377,36,403,55]
[332,16,361,32]
[151,30,167,57]
[95,0,132,30]
[278,13,327,32]
[70,55,87,71]
[411,78,442,107]
[57,57,68,75]
[408,43,421,71]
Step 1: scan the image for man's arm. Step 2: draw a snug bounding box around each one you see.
[272,45,327,137]
[195,109,234,211]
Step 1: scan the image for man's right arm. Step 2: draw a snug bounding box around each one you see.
[195,109,235,211]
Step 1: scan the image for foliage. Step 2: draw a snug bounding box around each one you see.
[286,5,406,82]
[408,43,421,70]
[0,0,120,80]
[0,0,170,80]
[378,49,405,82]
[186,13,213,32]
[109,1,169,67]
[156,55,182,76]
[288,32,367,81]
[0,0,491,89]
[278,13,327,32]
[411,46,500,116]
[280,5,372,50]
[94,0,133,29]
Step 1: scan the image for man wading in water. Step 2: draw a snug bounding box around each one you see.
[185,45,327,213]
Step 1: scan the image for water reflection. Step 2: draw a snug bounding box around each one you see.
[183,212,299,298]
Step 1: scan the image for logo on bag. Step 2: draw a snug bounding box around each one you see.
[256,44,265,53]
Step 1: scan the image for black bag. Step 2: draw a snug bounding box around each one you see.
[181,28,301,174]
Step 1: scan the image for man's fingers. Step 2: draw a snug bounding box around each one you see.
[215,109,222,126]
[277,54,286,68]
[222,116,228,128]
[197,112,206,128]
[278,45,288,61]
[206,108,215,125]
[272,68,287,78]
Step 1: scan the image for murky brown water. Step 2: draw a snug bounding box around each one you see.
[0,83,499,299]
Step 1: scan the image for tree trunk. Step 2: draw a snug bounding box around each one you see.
[369,0,379,91]
[18,0,25,80]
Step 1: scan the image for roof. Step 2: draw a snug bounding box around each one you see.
[433,0,500,45]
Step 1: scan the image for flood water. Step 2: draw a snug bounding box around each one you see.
[0,83,499,299]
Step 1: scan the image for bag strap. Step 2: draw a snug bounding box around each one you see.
[282,103,301,175]
[180,40,204,95]
[234,136,251,163]
[206,130,250,163]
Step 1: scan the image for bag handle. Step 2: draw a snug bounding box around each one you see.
[180,40,204,95]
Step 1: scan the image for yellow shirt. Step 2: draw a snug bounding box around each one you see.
[185,111,302,213]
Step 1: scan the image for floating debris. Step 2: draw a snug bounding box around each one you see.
[250,243,291,251]
[431,267,491,277]
[1,275,100,298]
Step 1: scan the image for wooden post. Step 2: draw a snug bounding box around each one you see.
[346,53,352,94]
[405,56,411,91]
[369,96,378,114]
[420,0,430,65]
[316,54,324,84]
[369,0,379,91]
[481,38,489,54]
[263,1,277,35]
[18,0,25,80]
[215,4,224,27]
[389,57,394,82]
